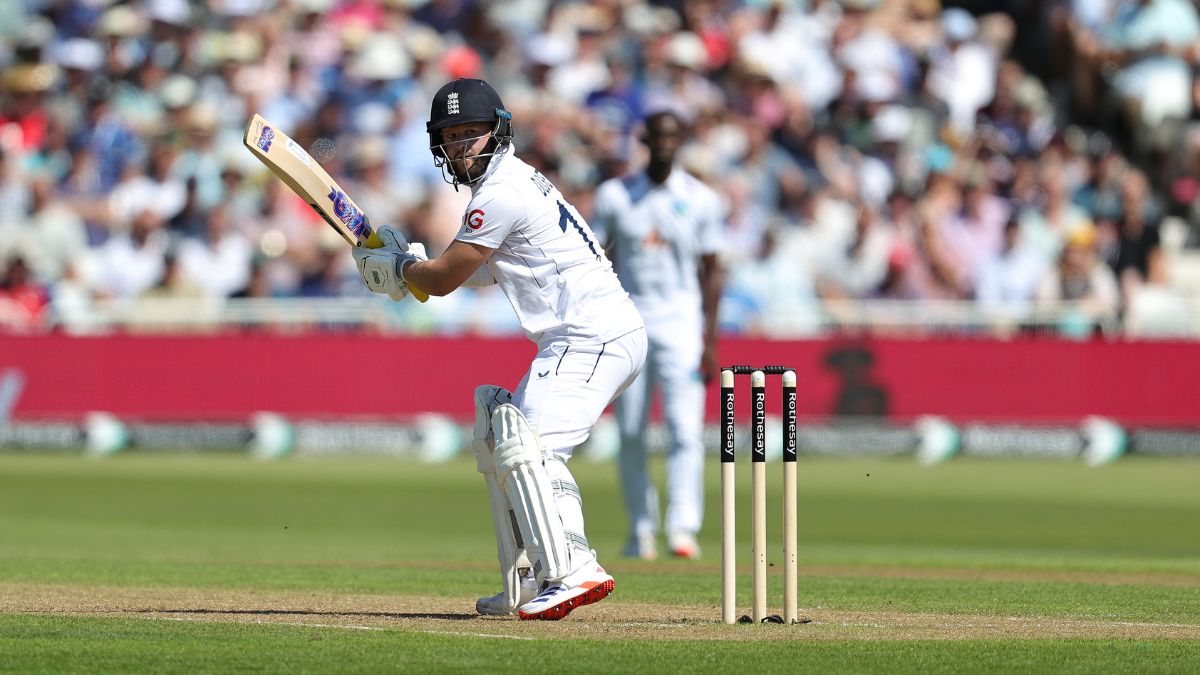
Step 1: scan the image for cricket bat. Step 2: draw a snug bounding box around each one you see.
[243,113,429,302]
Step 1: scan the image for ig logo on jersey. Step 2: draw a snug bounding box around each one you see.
[466,209,485,231]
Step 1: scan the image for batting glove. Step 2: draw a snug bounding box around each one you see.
[353,227,427,301]
[375,226,410,250]
[391,243,428,301]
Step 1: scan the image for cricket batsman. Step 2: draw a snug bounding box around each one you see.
[351,79,647,620]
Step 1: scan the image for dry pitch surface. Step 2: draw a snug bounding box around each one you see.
[5,568,1199,643]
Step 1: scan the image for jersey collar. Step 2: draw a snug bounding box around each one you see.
[642,165,681,191]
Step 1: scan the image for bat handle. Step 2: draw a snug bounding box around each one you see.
[364,232,430,303]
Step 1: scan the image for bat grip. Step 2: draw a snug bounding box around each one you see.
[365,232,430,303]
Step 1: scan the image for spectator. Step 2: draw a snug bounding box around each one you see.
[1105,168,1167,301]
[0,62,54,153]
[737,0,841,111]
[733,116,807,212]
[915,174,975,298]
[928,8,998,136]
[48,261,95,335]
[0,256,49,332]
[977,216,1049,312]
[720,171,772,264]
[0,0,1195,339]
[140,253,205,302]
[936,172,1011,293]
[875,190,948,300]
[15,174,88,283]
[1020,161,1092,264]
[89,209,168,300]
[177,206,253,298]
[723,220,820,335]
[817,204,893,299]
[1035,222,1120,335]
[108,141,187,229]
[0,149,29,259]
[643,31,725,118]
[1074,143,1128,223]
[1096,0,1200,129]
[231,258,273,299]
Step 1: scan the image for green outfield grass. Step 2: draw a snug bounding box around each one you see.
[1,452,1198,672]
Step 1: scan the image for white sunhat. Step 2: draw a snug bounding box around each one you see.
[55,38,104,72]
[147,0,191,25]
[350,35,412,80]
[941,8,978,42]
[524,32,574,68]
[667,31,707,70]
[872,104,913,142]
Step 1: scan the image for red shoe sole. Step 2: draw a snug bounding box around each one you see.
[517,579,614,621]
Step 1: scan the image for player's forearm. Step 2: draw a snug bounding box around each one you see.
[402,258,463,296]
[401,239,493,296]
[462,264,497,288]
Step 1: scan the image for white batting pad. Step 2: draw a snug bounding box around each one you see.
[492,403,571,583]
[471,385,528,610]
[483,472,531,611]
[472,384,512,469]
[545,457,593,561]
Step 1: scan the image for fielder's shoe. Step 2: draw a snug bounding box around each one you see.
[621,532,658,561]
[667,531,701,559]
[476,572,539,616]
[516,562,615,621]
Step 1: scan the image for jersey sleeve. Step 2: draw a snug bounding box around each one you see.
[454,186,526,249]
[590,180,617,246]
[697,185,725,255]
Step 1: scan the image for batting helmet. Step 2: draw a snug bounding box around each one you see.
[426,79,513,187]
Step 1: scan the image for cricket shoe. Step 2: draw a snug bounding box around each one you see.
[621,532,658,561]
[667,531,701,559]
[476,573,539,616]
[516,563,615,621]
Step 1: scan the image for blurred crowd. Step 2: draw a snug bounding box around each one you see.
[1,0,1200,336]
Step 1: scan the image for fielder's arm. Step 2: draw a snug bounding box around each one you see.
[699,252,723,383]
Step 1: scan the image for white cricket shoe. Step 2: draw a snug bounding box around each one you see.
[516,562,615,621]
[667,531,701,559]
[475,573,539,616]
[621,532,658,561]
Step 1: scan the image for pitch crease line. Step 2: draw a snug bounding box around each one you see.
[1004,617,1200,629]
[151,616,535,639]
[418,629,535,641]
[154,616,388,631]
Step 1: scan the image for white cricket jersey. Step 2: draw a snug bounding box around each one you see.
[592,168,724,319]
[455,150,644,345]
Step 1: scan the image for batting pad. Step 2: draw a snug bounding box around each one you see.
[471,385,529,610]
[546,457,591,556]
[483,473,531,610]
[492,403,570,583]
[472,385,512,464]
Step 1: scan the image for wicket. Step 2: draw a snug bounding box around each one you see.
[720,365,798,625]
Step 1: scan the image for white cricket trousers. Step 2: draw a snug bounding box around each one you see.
[614,316,707,537]
[514,327,648,460]
[512,327,647,568]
